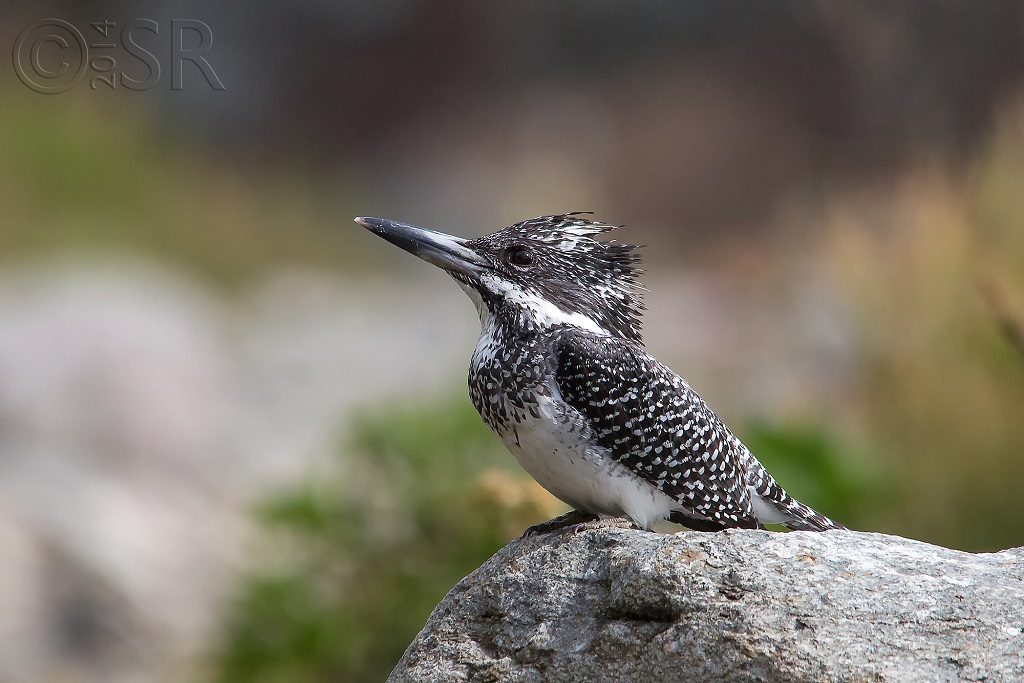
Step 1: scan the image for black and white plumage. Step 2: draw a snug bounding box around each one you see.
[356,213,844,533]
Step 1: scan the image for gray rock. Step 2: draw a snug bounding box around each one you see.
[388,520,1024,682]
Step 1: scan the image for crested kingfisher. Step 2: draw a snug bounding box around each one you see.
[356,213,844,534]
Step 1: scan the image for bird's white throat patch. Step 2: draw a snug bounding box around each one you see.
[458,273,608,336]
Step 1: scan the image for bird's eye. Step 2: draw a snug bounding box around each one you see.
[505,247,533,267]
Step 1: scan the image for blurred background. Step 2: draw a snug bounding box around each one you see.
[1,2,1023,682]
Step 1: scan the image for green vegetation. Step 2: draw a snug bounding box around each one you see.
[212,395,563,683]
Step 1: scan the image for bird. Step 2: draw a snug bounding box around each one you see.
[355,212,845,534]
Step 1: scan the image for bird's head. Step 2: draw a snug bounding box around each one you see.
[356,213,645,341]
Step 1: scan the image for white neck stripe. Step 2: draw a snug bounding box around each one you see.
[457,275,609,336]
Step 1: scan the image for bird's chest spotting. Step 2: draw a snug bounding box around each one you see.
[467,332,588,479]
[467,331,635,516]
[467,332,551,434]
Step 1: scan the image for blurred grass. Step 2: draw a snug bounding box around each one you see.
[0,94,373,284]
[819,100,1024,550]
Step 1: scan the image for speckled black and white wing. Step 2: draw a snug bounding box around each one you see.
[551,329,762,530]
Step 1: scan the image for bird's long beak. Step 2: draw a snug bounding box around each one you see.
[355,216,491,277]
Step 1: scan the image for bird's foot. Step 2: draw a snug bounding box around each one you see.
[522,510,600,537]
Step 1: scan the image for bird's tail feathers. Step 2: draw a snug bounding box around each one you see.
[745,457,846,531]
[778,498,846,532]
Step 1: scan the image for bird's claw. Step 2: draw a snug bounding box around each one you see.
[521,510,600,537]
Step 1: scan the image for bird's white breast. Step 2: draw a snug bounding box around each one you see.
[495,387,679,530]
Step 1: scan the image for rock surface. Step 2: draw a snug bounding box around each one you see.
[388,520,1024,682]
